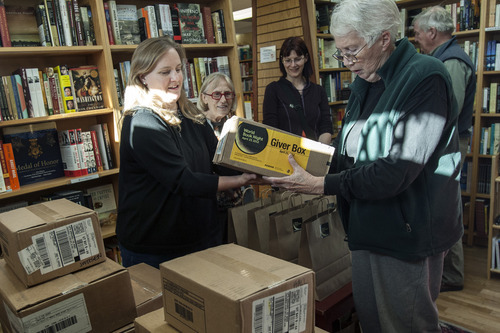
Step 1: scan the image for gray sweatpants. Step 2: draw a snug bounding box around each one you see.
[352,250,445,333]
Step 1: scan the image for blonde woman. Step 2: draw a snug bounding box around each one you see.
[117,36,256,268]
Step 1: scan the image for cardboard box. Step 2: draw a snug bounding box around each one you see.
[0,198,106,287]
[213,116,334,177]
[0,258,137,333]
[129,263,163,317]
[135,308,180,333]
[160,244,315,333]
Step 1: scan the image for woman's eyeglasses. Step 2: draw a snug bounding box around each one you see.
[204,91,235,100]
[333,43,367,63]
[282,56,305,65]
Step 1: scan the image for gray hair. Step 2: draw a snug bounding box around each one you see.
[197,72,237,112]
[330,0,401,46]
[412,6,455,34]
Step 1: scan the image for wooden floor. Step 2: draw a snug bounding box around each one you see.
[437,245,500,333]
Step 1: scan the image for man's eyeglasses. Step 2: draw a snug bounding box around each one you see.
[333,43,368,63]
[204,91,235,100]
[282,56,305,65]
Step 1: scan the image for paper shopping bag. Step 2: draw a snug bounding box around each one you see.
[268,194,322,263]
[227,187,272,247]
[299,206,352,301]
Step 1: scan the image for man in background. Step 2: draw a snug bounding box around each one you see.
[413,5,476,292]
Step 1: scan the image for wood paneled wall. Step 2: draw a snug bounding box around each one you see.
[254,0,314,122]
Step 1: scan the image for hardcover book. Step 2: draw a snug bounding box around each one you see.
[2,121,64,186]
[177,3,205,44]
[69,66,104,111]
[86,183,117,225]
[2,142,20,190]
[115,4,140,45]
[54,65,76,113]
[58,128,81,177]
[5,5,40,46]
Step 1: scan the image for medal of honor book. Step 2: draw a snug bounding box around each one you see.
[2,122,64,186]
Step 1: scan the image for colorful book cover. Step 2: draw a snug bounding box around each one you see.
[177,3,205,44]
[2,142,20,190]
[115,4,140,45]
[54,65,76,113]
[69,66,104,111]
[2,121,64,186]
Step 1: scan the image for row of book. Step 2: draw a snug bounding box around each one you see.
[491,235,500,270]
[317,38,342,70]
[319,71,355,103]
[0,0,96,47]
[103,1,227,46]
[485,40,500,72]
[240,61,252,77]
[0,65,104,121]
[482,82,500,114]
[478,124,500,155]
[238,45,251,61]
[0,121,114,194]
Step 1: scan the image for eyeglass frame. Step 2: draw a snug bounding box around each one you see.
[203,91,236,101]
[282,55,306,65]
[333,43,368,63]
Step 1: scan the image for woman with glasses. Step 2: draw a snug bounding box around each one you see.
[116,36,256,268]
[262,36,333,144]
[261,0,462,332]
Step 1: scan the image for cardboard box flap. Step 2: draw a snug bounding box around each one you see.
[0,259,124,312]
[163,244,311,300]
[129,263,162,307]
[0,199,92,232]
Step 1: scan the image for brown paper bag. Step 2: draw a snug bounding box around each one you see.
[299,205,352,301]
[227,187,271,247]
[268,194,321,263]
[247,191,294,254]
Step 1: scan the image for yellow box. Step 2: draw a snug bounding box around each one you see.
[213,117,335,177]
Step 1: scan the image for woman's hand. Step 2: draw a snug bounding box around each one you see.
[218,173,258,191]
[262,154,324,194]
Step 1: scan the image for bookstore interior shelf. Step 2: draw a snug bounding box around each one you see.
[0,169,119,199]
[0,46,104,57]
[0,109,114,128]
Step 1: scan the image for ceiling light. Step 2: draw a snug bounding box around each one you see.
[233,7,252,21]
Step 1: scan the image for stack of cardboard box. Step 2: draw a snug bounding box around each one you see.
[0,199,137,332]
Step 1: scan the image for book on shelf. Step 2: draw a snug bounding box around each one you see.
[113,69,123,107]
[55,0,73,46]
[90,123,111,170]
[41,189,86,206]
[51,0,64,46]
[35,4,51,47]
[170,3,182,43]
[213,9,226,43]
[103,1,114,44]
[11,74,27,119]
[58,128,82,177]
[70,0,85,46]
[2,76,17,120]
[115,4,140,45]
[27,68,46,117]
[177,3,205,44]
[100,122,114,169]
[74,128,88,176]
[316,3,331,34]
[2,122,65,186]
[40,70,53,115]
[136,7,151,40]
[0,78,10,120]
[69,65,105,111]
[211,10,222,44]
[107,0,121,45]
[0,0,11,47]
[5,5,40,46]
[43,0,58,46]
[54,65,76,113]
[82,130,97,174]
[154,4,174,38]
[89,129,103,171]
[1,142,20,190]
[44,67,60,115]
[0,160,6,193]
[145,5,159,38]
[86,183,117,226]
[0,141,11,191]
[79,5,93,46]
[201,6,214,44]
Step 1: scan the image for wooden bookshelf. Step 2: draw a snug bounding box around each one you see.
[0,0,243,242]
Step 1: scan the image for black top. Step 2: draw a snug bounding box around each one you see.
[116,108,225,256]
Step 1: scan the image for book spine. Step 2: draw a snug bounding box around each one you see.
[45,68,60,114]
[10,75,23,119]
[75,128,88,175]
[211,11,222,44]
[161,4,174,37]
[101,122,114,169]
[0,156,6,192]
[54,65,76,113]
[103,2,115,44]
[153,4,164,36]
[145,5,158,38]
[12,68,34,118]
[0,141,11,190]
[0,1,11,47]
[216,9,226,43]
[51,0,65,46]
[79,6,91,46]
[2,143,20,190]
[31,68,47,117]
[170,4,182,43]
[201,7,214,44]
[57,0,73,46]
[35,5,48,47]
[65,0,78,45]
[53,72,64,114]
[40,4,53,46]
[83,131,96,173]
[2,76,16,120]
[90,129,104,171]
[44,0,59,46]
[12,74,27,119]
[0,78,9,120]
[90,124,109,170]
[71,0,85,46]
[107,0,121,45]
